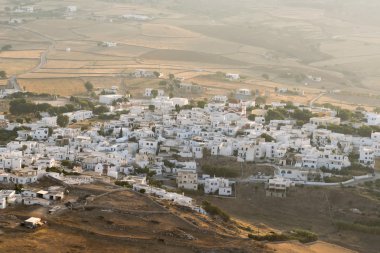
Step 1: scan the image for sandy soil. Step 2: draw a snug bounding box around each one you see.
[268,241,358,253]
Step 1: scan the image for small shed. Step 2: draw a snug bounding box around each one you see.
[24,217,42,228]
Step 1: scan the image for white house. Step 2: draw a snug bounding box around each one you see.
[63,110,93,122]
[99,95,123,105]
[366,113,380,126]
[212,95,228,103]
[67,6,77,12]
[139,139,158,152]
[7,169,38,184]
[103,41,117,47]
[266,177,292,198]
[218,178,232,196]
[310,117,341,126]
[371,132,380,142]
[39,116,57,127]
[32,128,49,140]
[359,146,375,168]
[170,97,189,107]
[133,69,156,78]
[236,89,251,96]
[0,190,16,209]
[226,73,240,80]
[144,88,164,97]
[203,177,232,196]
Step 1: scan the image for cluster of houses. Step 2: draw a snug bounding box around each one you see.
[0,186,65,209]
[0,83,379,204]
[176,171,234,196]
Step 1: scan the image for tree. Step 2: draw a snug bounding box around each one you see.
[260,133,275,142]
[356,106,365,111]
[292,109,313,122]
[84,81,94,92]
[93,105,109,115]
[1,44,12,51]
[337,109,352,121]
[151,89,158,98]
[197,100,206,108]
[265,109,285,122]
[169,73,175,80]
[255,96,266,105]
[118,128,123,138]
[149,105,155,111]
[248,114,256,121]
[14,184,23,194]
[159,80,167,86]
[153,71,160,78]
[215,71,225,78]
[57,114,69,127]
[357,125,372,137]
[0,70,6,79]
[48,127,53,136]
[98,125,105,136]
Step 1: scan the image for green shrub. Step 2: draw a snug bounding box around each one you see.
[115,181,132,188]
[248,232,288,242]
[335,220,380,235]
[248,229,318,243]
[202,201,230,222]
[289,229,318,243]
[201,164,238,178]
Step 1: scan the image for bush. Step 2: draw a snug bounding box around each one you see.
[115,181,132,188]
[93,105,109,115]
[289,229,318,243]
[139,189,146,194]
[335,220,380,235]
[324,176,352,183]
[248,229,318,243]
[260,133,275,142]
[201,164,238,178]
[248,232,288,242]
[9,99,78,116]
[202,201,230,222]
[0,129,18,145]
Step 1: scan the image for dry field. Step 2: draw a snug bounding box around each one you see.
[0,0,378,107]
[141,24,201,38]
[18,78,86,96]
[197,183,380,253]
[0,181,268,253]
[0,50,42,59]
[0,58,38,76]
[0,177,360,253]
[267,241,357,253]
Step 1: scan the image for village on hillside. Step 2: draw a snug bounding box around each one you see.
[0,70,379,216]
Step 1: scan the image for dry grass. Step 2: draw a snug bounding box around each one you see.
[0,59,38,76]
[141,24,200,38]
[0,182,268,253]
[0,50,42,59]
[267,241,357,253]
[18,78,86,96]
[197,183,380,253]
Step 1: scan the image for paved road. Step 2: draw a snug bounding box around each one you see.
[10,25,55,74]
[343,173,380,187]
[8,76,22,91]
